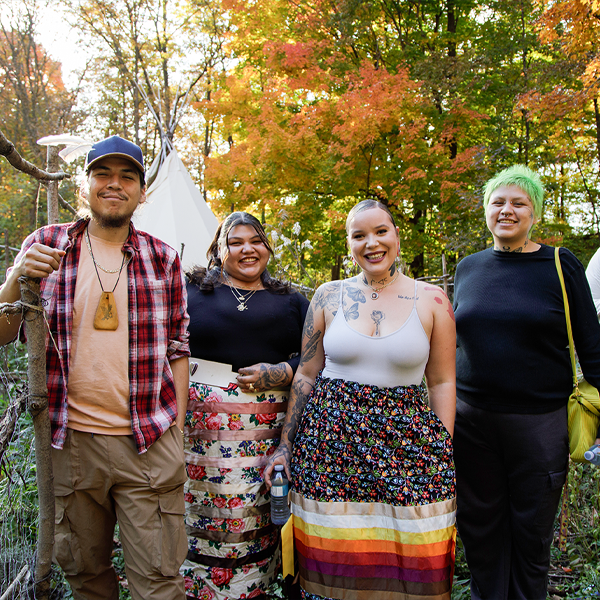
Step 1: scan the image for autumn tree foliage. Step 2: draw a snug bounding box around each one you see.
[0,3,80,245]
[200,0,576,279]
[202,0,491,279]
[65,0,229,183]
[4,0,600,279]
[517,0,600,249]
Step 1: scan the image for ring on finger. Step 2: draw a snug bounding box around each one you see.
[249,383,255,391]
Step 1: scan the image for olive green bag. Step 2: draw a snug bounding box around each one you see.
[555,247,600,463]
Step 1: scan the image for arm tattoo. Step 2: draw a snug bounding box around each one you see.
[267,443,291,466]
[300,329,322,366]
[313,283,341,312]
[298,303,322,367]
[281,377,313,445]
[303,304,316,339]
[371,310,384,336]
[423,285,455,322]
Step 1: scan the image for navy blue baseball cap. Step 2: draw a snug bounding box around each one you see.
[85,135,145,183]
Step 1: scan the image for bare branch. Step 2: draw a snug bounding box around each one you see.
[58,193,77,216]
[0,129,69,182]
[0,563,30,600]
[0,389,27,468]
[0,301,28,317]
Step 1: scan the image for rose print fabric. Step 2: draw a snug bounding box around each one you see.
[290,376,456,600]
[181,380,288,599]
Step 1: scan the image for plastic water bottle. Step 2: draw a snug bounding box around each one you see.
[584,444,600,465]
[270,465,290,524]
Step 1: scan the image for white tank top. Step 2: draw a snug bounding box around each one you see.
[321,280,430,388]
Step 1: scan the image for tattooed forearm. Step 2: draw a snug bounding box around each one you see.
[281,376,313,446]
[264,371,316,485]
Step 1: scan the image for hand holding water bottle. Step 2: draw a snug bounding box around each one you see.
[271,465,291,524]
[584,444,600,465]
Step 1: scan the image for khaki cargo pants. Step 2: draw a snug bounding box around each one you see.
[52,426,187,600]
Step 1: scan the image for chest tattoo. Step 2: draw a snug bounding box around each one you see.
[371,310,385,336]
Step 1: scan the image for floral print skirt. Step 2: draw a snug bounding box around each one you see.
[290,375,456,600]
[181,378,288,599]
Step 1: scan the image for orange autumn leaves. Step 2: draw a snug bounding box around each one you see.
[202,42,480,212]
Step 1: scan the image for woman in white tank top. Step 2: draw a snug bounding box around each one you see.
[265,200,457,600]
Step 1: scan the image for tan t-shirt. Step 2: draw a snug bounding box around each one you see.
[67,231,131,434]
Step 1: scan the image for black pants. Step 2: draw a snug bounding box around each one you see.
[454,399,569,600]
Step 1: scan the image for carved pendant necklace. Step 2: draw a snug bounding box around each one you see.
[362,272,400,300]
[222,269,260,311]
[86,228,128,330]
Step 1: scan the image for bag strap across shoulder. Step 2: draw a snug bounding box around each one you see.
[555,247,579,389]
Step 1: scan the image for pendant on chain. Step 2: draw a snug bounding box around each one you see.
[371,292,379,300]
[237,302,248,311]
[93,291,119,330]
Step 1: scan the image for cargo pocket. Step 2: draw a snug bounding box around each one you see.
[53,496,84,576]
[533,467,567,554]
[153,490,187,577]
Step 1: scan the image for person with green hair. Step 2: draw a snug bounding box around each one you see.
[482,164,545,221]
[453,165,600,599]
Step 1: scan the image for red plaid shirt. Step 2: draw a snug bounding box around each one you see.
[13,219,190,453]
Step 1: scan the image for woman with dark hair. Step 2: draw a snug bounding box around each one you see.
[264,199,457,600]
[180,212,309,600]
[453,165,600,599]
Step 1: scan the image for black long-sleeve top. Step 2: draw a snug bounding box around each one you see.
[454,245,600,413]
[187,283,309,372]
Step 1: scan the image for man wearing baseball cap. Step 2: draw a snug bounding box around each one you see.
[0,136,190,599]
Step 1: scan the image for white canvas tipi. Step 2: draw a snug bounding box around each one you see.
[134,149,219,270]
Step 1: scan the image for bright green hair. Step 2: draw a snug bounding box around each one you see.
[483,165,544,219]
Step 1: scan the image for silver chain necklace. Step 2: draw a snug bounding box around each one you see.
[222,269,261,311]
[362,272,400,300]
[85,228,129,274]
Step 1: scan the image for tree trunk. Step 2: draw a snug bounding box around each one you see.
[20,277,53,600]
[46,146,60,225]
[4,230,9,283]
[594,97,600,171]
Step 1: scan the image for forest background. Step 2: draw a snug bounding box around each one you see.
[3,0,600,284]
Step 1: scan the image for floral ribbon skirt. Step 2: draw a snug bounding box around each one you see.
[290,375,456,600]
[181,379,288,599]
